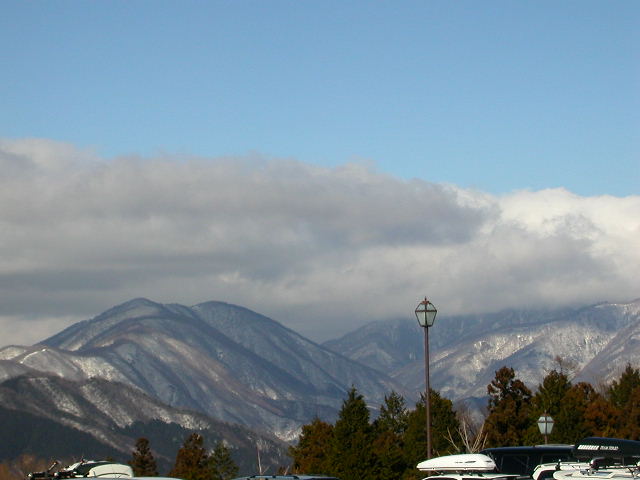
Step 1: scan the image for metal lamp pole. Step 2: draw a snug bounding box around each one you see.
[415,297,437,459]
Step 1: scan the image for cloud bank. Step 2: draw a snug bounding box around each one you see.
[1,138,638,345]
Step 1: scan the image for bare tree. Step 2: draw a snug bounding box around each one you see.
[549,355,578,380]
[447,403,487,453]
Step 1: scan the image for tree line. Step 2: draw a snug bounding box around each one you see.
[131,434,239,480]
[1,363,638,480]
[288,363,640,480]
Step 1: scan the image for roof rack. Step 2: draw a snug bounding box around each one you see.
[573,438,640,463]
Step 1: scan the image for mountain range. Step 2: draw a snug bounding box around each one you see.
[40,298,403,436]
[324,299,640,402]
[0,297,638,470]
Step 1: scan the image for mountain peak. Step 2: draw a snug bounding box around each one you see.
[28,298,403,439]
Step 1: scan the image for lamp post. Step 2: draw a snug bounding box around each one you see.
[537,413,554,444]
[415,297,437,459]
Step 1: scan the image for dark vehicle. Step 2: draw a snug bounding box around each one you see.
[533,437,640,480]
[480,445,574,476]
[572,437,640,464]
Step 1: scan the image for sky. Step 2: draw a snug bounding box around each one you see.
[0,1,638,346]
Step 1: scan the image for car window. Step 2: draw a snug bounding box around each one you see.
[497,454,530,475]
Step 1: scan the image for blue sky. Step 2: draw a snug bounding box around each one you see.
[2,1,638,195]
[1,2,639,345]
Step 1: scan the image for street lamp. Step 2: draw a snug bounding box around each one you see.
[415,297,437,459]
[537,413,554,444]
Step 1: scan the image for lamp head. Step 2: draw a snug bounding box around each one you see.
[537,414,554,435]
[415,297,437,327]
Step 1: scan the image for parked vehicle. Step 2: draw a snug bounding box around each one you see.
[480,445,575,476]
[28,461,133,480]
[532,460,592,480]
[417,453,523,480]
[26,460,181,480]
[550,437,640,480]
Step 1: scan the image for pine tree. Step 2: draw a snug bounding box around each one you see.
[534,369,572,414]
[374,391,409,436]
[554,382,597,443]
[618,385,640,440]
[525,369,572,444]
[169,433,210,480]
[484,366,533,447]
[289,417,334,474]
[371,429,406,480]
[371,392,409,480]
[327,387,375,480]
[129,437,159,477]
[403,389,461,476]
[584,396,618,436]
[430,389,461,455]
[608,364,640,409]
[606,364,640,438]
[208,441,239,480]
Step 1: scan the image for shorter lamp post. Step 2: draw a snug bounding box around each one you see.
[537,413,554,444]
[415,297,437,459]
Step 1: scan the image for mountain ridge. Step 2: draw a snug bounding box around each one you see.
[3,298,404,441]
[323,298,640,403]
[1,296,638,466]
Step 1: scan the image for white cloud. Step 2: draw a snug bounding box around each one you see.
[1,138,638,344]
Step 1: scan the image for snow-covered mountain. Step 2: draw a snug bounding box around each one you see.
[0,372,288,473]
[0,298,404,441]
[2,296,638,463]
[323,299,640,404]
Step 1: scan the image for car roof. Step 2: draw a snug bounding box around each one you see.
[481,445,573,453]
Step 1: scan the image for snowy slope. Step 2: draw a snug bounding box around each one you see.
[1,298,404,441]
[324,299,640,402]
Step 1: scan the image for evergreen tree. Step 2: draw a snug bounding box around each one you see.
[618,385,640,440]
[208,441,239,480]
[129,437,158,477]
[606,364,640,438]
[374,391,409,436]
[608,364,640,409]
[327,387,375,480]
[525,369,572,444]
[484,366,533,447]
[371,392,410,480]
[402,390,461,480]
[169,433,210,480]
[583,394,619,437]
[430,389,461,455]
[371,429,406,480]
[289,417,334,474]
[534,369,572,414]
[553,382,598,443]
[402,399,428,480]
